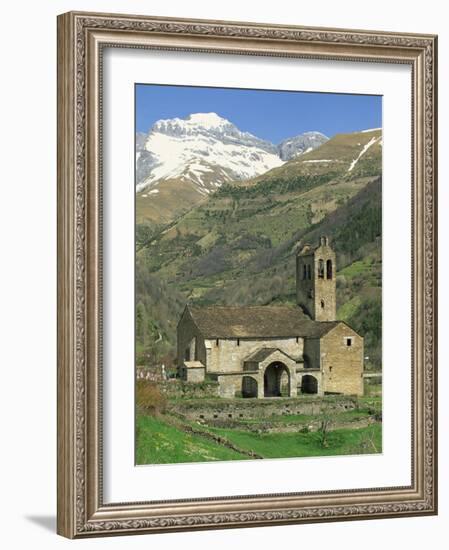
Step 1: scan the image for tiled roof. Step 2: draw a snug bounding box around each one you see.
[186,305,340,339]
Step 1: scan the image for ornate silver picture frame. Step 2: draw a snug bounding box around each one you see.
[57,11,437,538]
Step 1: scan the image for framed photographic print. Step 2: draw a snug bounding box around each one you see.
[57,11,438,538]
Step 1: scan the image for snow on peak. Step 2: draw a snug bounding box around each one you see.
[151,112,235,137]
[187,112,229,128]
[303,131,329,138]
[137,113,283,193]
[136,113,330,193]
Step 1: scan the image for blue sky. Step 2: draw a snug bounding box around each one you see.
[136,84,382,143]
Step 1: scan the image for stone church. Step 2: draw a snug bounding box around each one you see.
[177,236,364,398]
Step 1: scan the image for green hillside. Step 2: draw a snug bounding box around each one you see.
[136,178,207,225]
[136,129,382,371]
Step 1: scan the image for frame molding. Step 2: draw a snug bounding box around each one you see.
[57,11,437,538]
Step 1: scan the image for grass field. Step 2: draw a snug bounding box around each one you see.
[136,412,382,465]
[207,424,381,459]
[136,415,247,464]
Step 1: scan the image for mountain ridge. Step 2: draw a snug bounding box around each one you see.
[136,112,329,196]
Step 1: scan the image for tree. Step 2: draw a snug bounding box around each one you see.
[317,406,334,448]
[136,381,167,416]
[356,425,379,454]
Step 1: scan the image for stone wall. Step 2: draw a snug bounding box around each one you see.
[321,323,364,396]
[168,396,358,422]
[184,365,206,383]
[216,374,245,398]
[159,379,220,399]
[205,336,303,373]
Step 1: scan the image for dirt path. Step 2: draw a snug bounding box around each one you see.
[164,414,264,459]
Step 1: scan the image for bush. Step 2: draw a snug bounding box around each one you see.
[136,381,167,416]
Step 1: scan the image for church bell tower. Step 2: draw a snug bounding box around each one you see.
[296,236,336,321]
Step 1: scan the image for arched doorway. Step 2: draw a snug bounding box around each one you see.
[264,362,290,397]
[301,374,318,394]
[242,376,258,398]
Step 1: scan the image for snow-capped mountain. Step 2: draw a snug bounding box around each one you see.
[278,131,328,161]
[136,113,328,195]
[136,113,280,195]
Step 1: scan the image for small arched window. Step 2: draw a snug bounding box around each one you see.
[326,259,333,279]
[321,299,325,309]
[307,265,311,280]
[318,259,325,279]
[303,264,307,280]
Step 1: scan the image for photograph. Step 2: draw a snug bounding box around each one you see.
[55,9,437,537]
[134,84,383,465]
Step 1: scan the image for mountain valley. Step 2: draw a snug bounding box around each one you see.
[135,123,383,372]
